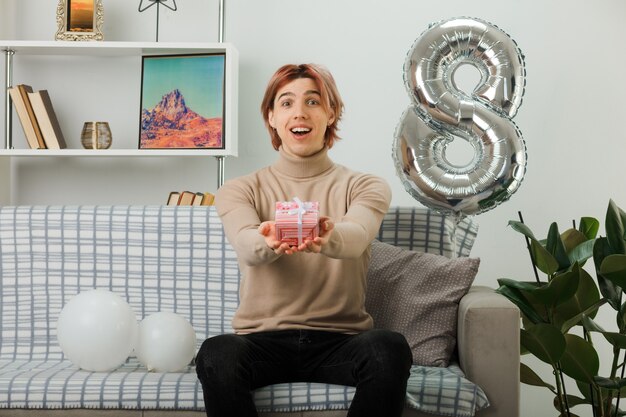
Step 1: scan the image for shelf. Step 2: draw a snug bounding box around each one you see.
[0,149,231,157]
[0,40,236,57]
[0,40,239,204]
[2,40,238,158]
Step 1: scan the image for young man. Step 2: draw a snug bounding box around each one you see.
[196,64,412,417]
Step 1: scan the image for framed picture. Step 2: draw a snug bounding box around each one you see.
[55,0,104,41]
[139,53,226,150]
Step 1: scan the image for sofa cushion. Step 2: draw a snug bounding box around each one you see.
[365,240,480,367]
[0,359,488,416]
[376,207,478,258]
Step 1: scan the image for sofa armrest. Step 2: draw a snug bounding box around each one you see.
[457,285,520,417]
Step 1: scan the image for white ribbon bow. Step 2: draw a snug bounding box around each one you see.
[287,197,314,245]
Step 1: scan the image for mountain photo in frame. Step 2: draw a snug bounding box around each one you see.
[139,53,226,150]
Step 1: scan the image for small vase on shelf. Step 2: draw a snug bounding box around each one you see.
[81,122,112,149]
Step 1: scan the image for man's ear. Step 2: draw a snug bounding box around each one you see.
[268,110,275,128]
[327,111,335,126]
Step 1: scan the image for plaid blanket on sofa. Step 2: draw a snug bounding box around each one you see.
[0,206,486,416]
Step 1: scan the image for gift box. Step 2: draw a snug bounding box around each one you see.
[275,198,319,246]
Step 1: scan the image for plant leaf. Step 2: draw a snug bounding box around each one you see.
[581,314,607,332]
[582,315,626,349]
[594,376,626,390]
[531,267,579,307]
[619,302,626,332]
[594,237,622,310]
[560,298,607,333]
[576,380,596,403]
[606,199,626,254]
[578,378,626,402]
[599,332,626,349]
[552,394,588,413]
[561,228,588,253]
[559,334,599,383]
[579,217,600,240]
[600,254,626,288]
[520,362,556,391]
[496,283,546,324]
[547,222,571,271]
[561,394,589,408]
[531,239,560,276]
[508,221,560,275]
[497,279,542,292]
[621,202,626,241]
[554,266,602,330]
[568,239,595,266]
[509,220,538,240]
[521,324,566,365]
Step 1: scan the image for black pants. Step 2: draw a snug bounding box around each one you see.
[195,328,412,417]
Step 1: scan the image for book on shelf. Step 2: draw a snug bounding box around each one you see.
[167,191,180,206]
[200,192,215,206]
[16,85,47,149]
[26,90,67,150]
[177,191,197,206]
[8,85,46,149]
[191,192,204,206]
[166,191,215,206]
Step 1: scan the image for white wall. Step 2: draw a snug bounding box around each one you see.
[3,1,626,416]
[0,0,15,38]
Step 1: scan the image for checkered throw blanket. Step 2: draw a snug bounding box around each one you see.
[0,206,486,416]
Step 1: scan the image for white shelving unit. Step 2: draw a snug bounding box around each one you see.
[0,149,234,157]
[0,41,238,201]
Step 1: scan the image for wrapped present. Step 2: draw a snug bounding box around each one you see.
[275,198,319,246]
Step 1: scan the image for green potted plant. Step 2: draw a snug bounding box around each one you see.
[497,199,626,417]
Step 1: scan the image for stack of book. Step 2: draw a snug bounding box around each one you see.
[9,84,67,149]
[167,191,215,206]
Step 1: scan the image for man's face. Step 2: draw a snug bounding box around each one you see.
[268,78,334,158]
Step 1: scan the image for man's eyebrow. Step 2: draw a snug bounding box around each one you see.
[276,90,321,101]
[277,92,295,101]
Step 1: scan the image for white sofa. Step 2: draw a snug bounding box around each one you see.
[0,206,519,417]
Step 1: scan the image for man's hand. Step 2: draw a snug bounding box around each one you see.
[258,221,298,255]
[297,216,334,253]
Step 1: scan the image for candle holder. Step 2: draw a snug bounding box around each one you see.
[81,121,112,149]
[138,0,178,42]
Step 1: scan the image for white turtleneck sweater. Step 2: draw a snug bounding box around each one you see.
[215,147,391,334]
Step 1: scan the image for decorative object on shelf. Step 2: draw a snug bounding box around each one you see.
[139,53,226,150]
[138,0,178,42]
[55,0,104,41]
[81,121,112,149]
[393,17,527,218]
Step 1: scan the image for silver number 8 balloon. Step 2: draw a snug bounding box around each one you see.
[394,17,527,217]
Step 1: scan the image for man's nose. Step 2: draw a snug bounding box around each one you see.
[292,102,308,118]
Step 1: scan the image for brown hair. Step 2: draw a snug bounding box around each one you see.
[261,64,344,151]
